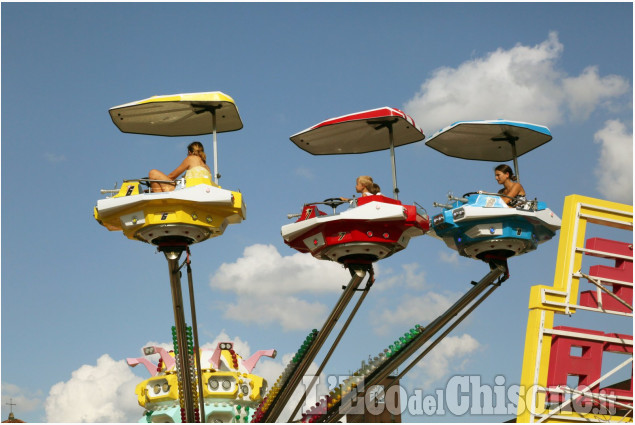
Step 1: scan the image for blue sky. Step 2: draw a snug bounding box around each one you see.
[1,2,632,423]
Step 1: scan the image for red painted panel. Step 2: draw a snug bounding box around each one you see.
[547,326,604,402]
[546,326,633,406]
[586,238,634,257]
[579,238,633,313]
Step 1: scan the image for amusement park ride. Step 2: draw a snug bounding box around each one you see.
[426,120,561,264]
[281,107,430,267]
[95,93,566,423]
[95,92,253,423]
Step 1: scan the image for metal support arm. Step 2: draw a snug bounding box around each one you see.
[263,267,368,422]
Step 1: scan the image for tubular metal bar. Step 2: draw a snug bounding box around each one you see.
[385,284,499,393]
[579,271,633,311]
[185,257,206,422]
[212,110,219,184]
[536,356,634,423]
[367,118,399,199]
[388,123,398,200]
[164,250,196,423]
[288,279,374,422]
[323,263,507,423]
[263,268,368,423]
[123,178,175,184]
[511,140,519,183]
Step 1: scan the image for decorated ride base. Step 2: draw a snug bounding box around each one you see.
[128,341,275,423]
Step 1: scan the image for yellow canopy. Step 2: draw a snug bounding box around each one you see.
[109,91,243,137]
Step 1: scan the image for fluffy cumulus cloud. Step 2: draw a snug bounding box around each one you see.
[44,152,66,162]
[295,166,316,180]
[370,290,462,336]
[404,32,630,135]
[439,251,461,265]
[45,354,142,422]
[1,383,43,419]
[563,66,632,121]
[407,334,481,388]
[41,333,321,424]
[361,263,480,384]
[593,120,633,204]
[209,244,350,331]
[373,262,427,291]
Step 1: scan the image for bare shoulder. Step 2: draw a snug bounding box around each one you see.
[184,155,203,167]
[510,181,525,196]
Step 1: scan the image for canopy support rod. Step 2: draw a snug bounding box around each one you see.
[511,139,520,183]
[389,123,399,200]
[368,118,399,199]
[212,110,219,185]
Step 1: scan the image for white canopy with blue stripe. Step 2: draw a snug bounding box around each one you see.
[425,119,552,162]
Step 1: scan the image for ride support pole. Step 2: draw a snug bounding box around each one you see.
[164,249,196,423]
[325,262,507,423]
[264,267,368,423]
[185,255,206,422]
[288,277,374,422]
[388,283,499,389]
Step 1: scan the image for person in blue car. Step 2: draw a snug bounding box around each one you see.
[494,164,526,207]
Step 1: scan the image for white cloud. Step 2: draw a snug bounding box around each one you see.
[1,382,43,418]
[593,119,633,204]
[223,295,329,331]
[44,152,66,162]
[45,354,142,422]
[209,246,441,333]
[563,67,631,120]
[406,334,481,388]
[295,166,316,180]
[254,357,286,389]
[209,244,350,331]
[211,244,348,296]
[404,32,630,135]
[371,291,461,336]
[42,338,323,424]
[373,262,427,291]
[439,251,461,265]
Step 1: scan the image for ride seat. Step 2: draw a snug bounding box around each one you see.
[184,176,219,188]
[357,194,402,207]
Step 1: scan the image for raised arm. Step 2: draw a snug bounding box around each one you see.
[167,157,191,181]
